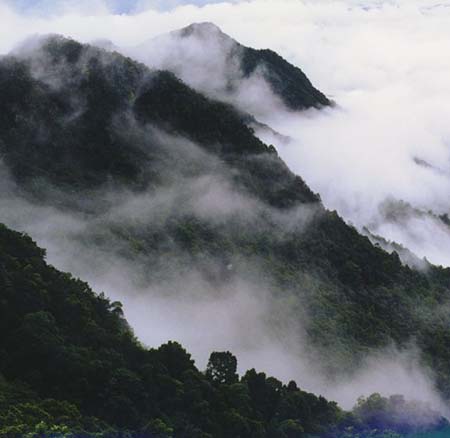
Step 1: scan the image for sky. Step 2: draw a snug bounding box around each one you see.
[4,0,227,14]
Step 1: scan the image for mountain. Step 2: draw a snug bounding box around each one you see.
[362,226,430,271]
[2,35,314,206]
[364,198,450,268]
[1,224,448,437]
[0,222,345,437]
[126,23,330,119]
[2,34,450,434]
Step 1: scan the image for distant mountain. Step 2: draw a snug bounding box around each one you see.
[365,198,450,268]
[362,226,430,270]
[126,23,330,118]
[2,34,450,429]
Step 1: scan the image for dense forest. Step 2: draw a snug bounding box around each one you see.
[0,223,448,437]
[1,34,450,437]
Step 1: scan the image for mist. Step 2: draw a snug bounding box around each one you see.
[1,0,450,420]
[4,184,446,413]
[0,121,445,416]
[1,2,450,266]
[123,22,286,121]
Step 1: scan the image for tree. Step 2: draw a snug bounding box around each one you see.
[205,352,238,385]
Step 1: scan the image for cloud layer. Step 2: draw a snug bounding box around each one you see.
[2,0,450,265]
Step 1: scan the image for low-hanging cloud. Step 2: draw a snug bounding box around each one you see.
[2,0,449,265]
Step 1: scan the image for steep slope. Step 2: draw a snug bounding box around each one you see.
[0,223,344,437]
[0,223,447,437]
[126,23,330,119]
[1,35,315,207]
[2,35,450,408]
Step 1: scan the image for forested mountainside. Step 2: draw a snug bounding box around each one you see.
[2,35,450,437]
[0,223,448,437]
[0,223,340,437]
[0,35,315,205]
[129,23,330,115]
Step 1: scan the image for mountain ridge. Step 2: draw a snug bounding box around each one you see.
[127,22,330,118]
[2,33,450,437]
[2,222,448,436]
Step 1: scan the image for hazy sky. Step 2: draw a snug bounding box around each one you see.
[3,0,228,14]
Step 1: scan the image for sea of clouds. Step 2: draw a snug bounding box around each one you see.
[2,0,450,266]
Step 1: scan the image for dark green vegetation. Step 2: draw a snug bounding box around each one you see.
[1,35,450,436]
[240,46,330,110]
[0,223,340,437]
[0,224,447,437]
[0,35,314,204]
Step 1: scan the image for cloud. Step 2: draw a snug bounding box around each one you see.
[323,346,449,414]
[250,1,450,266]
[1,0,450,413]
[0,0,246,52]
[133,0,236,13]
[4,0,235,15]
[1,0,449,238]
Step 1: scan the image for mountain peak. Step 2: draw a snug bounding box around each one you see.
[129,22,330,115]
[179,22,226,39]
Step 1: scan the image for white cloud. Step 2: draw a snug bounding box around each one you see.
[1,0,450,410]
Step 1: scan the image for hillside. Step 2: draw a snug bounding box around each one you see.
[1,35,315,206]
[0,222,343,437]
[1,34,450,418]
[0,223,448,437]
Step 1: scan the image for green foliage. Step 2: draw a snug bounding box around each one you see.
[206,352,239,385]
[0,379,111,438]
[142,419,174,438]
[1,35,450,438]
[0,223,344,437]
[11,223,441,437]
